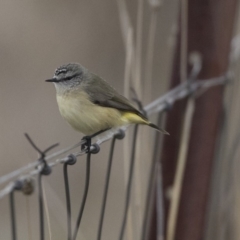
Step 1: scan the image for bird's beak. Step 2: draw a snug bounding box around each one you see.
[45,78,58,82]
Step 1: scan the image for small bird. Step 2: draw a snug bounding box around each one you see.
[46,63,168,137]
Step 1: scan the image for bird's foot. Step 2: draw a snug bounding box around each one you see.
[81,136,92,153]
[81,128,111,152]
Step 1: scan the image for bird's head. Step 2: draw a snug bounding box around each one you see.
[46,63,87,91]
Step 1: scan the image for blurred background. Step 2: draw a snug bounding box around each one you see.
[0,0,239,240]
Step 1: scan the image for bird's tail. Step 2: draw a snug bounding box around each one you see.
[122,112,169,135]
[148,122,169,135]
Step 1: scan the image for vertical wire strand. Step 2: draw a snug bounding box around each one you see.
[9,191,17,240]
[154,114,166,240]
[141,112,166,240]
[155,114,166,240]
[63,163,72,240]
[72,152,91,240]
[97,137,117,240]
[26,197,32,240]
[38,174,45,240]
[119,125,139,240]
[42,183,52,240]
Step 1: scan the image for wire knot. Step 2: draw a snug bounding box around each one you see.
[24,133,58,176]
[164,101,173,112]
[22,178,35,195]
[114,129,125,140]
[90,143,100,154]
[13,180,23,191]
[65,154,77,165]
[38,159,51,175]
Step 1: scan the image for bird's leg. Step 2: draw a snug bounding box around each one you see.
[81,128,111,152]
[81,136,92,152]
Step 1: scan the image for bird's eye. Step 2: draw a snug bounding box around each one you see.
[55,68,67,75]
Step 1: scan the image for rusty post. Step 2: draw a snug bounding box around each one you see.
[148,0,238,239]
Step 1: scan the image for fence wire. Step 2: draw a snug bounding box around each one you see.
[0,73,229,198]
[0,68,230,240]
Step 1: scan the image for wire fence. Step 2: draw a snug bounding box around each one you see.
[1,1,240,239]
[0,66,231,240]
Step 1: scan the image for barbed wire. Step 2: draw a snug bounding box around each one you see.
[0,71,231,201]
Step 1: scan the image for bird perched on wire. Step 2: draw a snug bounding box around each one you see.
[46,63,168,139]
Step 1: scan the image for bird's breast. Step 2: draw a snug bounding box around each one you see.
[56,91,124,135]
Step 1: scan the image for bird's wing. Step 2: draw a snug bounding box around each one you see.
[83,74,147,119]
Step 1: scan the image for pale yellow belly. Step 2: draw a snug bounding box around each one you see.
[56,92,126,135]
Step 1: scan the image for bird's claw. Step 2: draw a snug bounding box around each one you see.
[81,136,92,153]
